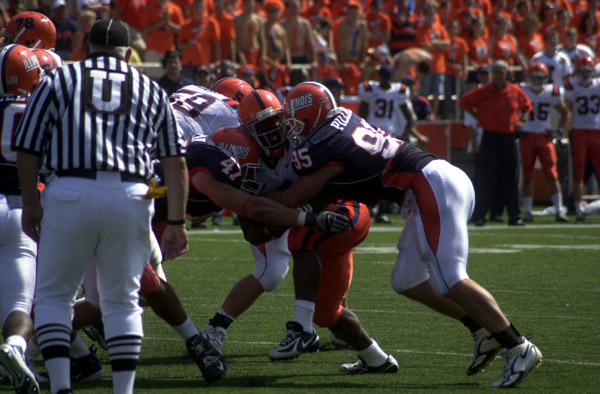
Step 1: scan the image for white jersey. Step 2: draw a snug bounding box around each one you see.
[530,51,573,86]
[558,43,595,69]
[257,148,298,193]
[564,78,600,130]
[520,83,563,133]
[358,81,412,137]
[169,85,240,141]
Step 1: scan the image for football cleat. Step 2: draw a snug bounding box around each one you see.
[339,355,399,374]
[186,333,227,384]
[82,323,108,351]
[576,211,586,221]
[0,343,40,393]
[201,325,226,354]
[268,321,320,361]
[491,338,542,388]
[556,211,569,222]
[467,328,501,376]
[522,212,533,223]
[71,346,103,382]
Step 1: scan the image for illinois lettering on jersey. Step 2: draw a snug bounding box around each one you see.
[170,85,240,141]
[0,96,27,195]
[289,108,436,204]
[358,81,412,137]
[564,78,600,130]
[520,83,563,132]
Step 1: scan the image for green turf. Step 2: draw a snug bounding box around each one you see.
[3,212,599,393]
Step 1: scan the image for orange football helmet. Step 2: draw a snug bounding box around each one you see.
[574,55,596,85]
[211,77,254,103]
[238,90,286,159]
[31,48,62,77]
[4,11,57,50]
[283,82,337,146]
[526,62,549,87]
[211,127,263,194]
[0,44,41,95]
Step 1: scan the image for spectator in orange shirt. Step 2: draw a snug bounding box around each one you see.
[517,15,544,60]
[143,0,185,79]
[280,0,317,67]
[539,2,558,35]
[174,0,194,19]
[178,0,221,79]
[438,0,455,28]
[490,16,528,68]
[330,0,351,21]
[366,0,392,50]
[301,0,332,29]
[214,0,236,61]
[554,9,572,42]
[388,0,418,55]
[415,1,450,119]
[336,0,368,94]
[569,0,595,29]
[512,0,532,37]
[443,19,468,118]
[466,17,491,90]
[577,11,600,58]
[264,0,291,89]
[455,0,486,38]
[234,0,267,70]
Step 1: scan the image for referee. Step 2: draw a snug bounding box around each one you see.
[14,19,188,394]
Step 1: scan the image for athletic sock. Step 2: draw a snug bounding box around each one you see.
[6,335,27,354]
[492,323,524,349]
[356,340,388,367]
[551,193,563,212]
[46,357,71,393]
[113,370,136,394]
[293,300,316,333]
[459,315,482,333]
[171,315,198,341]
[522,196,533,213]
[209,308,235,330]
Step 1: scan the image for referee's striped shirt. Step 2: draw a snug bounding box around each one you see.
[12,52,185,179]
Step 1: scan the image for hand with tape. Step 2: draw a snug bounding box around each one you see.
[297,210,352,234]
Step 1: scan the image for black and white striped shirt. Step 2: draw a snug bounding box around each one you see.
[13,52,185,179]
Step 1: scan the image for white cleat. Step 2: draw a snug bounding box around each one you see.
[0,344,40,393]
[491,338,542,388]
[467,328,501,376]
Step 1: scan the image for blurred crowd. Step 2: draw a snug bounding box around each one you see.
[1,0,599,118]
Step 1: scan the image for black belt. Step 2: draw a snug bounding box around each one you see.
[55,169,149,185]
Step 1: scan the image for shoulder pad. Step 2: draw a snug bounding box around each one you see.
[552,85,560,96]
[362,81,372,92]
[564,81,574,91]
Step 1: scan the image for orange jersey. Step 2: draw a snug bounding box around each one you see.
[444,35,469,76]
[216,13,236,60]
[578,32,600,58]
[415,22,449,73]
[366,10,391,48]
[468,35,491,65]
[143,2,186,53]
[491,34,519,65]
[178,17,221,66]
[115,0,147,32]
[517,32,544,59]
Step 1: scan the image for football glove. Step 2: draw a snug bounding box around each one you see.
[301,211,352,234]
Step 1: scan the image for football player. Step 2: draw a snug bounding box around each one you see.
[519,62,569,222]
[564,55,600,221]
[1,11,57,50]
[0,44,42,394]
[271,81,543,388]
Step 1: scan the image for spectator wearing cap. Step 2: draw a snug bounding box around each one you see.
[157,50,193,96]
[52,0,80,60]
[402,75,435,121]
[142,0,185,79]
[336,0,368,94]
[194,65,214,87]
[178,0,221,80]
[323,76,346,103]
[459,60,533,226]
[234,0,267,71]
[415,1,450,119]
[240,67,257,87]
[264,0,292,89]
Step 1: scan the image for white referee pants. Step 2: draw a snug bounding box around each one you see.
[34,172,152,341]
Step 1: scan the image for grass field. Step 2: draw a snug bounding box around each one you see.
[3,212,600,393]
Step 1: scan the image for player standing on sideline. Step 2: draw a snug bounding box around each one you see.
[273,81,542,388]
[519,62,570,222]
[564,55,600,221]
[0,44,42,394]
[14,20,189,394]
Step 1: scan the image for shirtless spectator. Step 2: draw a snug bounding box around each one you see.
[280,0,317,69]
[264,0,291,88]
[336,0,368,94]
[234,0,266,71]
[143,0,185,79]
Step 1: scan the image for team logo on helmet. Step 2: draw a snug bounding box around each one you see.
[286,93,313,114]
[215,142,251,161]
